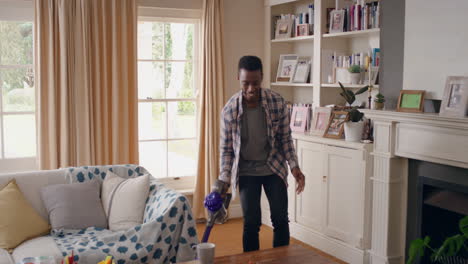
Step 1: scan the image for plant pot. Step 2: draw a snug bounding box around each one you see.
[344,121,364,142]
[349,73,361,84]
[374,101,384,110]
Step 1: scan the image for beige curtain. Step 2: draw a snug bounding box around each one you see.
[192,0,226,219]
[34,0,139,169]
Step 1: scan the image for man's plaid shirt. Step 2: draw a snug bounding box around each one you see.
[219,88,299,193]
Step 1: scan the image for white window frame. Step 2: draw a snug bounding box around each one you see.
[137,13,201,189]
[0,1,37,173]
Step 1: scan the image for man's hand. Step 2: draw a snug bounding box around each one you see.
[291,167,305,194]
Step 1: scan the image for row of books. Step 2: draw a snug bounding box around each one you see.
[327,0,380,33]
[332,48,380,69]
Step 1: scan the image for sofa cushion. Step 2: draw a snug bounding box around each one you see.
[0,249,14,264]
[0,169,67,221]
[12,236,62,264]
[41,179,107,230]
[102,171,149,231]
[0,180,50,251]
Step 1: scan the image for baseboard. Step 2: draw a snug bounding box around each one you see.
[261,211,369,264]
[228,204,243,219]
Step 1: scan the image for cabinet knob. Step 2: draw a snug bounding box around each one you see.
[323,175,327,182]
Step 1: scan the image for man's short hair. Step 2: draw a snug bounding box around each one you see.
[238,55,263,75]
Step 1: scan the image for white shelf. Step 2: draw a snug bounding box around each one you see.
[271,35,314,43]
[323,28,380,39]
[321,83,379,89]
[271,82,313,87]
[268,0,300,7]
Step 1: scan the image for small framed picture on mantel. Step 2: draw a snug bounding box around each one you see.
[397,90,425,113]
[439,76,468,118]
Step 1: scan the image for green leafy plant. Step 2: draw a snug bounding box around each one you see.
[348,64,362,73]
[374,92,385,103]
[338,82,369,105]
[407,216,468,264]
[348,107,364,122]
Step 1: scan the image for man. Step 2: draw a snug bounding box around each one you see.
[207,55,305,252]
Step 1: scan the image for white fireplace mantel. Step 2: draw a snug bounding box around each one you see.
[360,109,468,264]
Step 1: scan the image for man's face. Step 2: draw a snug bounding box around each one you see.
[238,69,262,104]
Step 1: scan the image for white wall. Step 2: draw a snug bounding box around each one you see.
[223,0,265,101]
[403,0,468,99]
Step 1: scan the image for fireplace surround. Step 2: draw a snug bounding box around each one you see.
[361,109,468,264]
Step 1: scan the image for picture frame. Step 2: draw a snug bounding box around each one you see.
[292,56,311,83]
[310,107,332,136]
[397,90,425,113]
[368,66,379,85]
[329,9,345,34]
[324,111,349,139]
[296,24,310,37]
[290,106,309,132]
[439,76,468,118]
[276,54,298,83]
[275,17,294,39]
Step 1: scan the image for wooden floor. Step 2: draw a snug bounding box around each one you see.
[196,218,346,264]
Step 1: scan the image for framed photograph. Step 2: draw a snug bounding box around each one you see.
[296,24,310,37]
[397,90,425,113]
[292,56,311,83]
[440,76,468,118]
[276,54,298,83]
[324,111,349,138]
[329,10,345,34]
[310,107,332,136]
[275,18,294,39]
[290,106,309,132]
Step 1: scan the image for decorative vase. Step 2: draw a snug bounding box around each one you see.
[349,73,360,84]
[344,121,364,142]
[374,101,384,110]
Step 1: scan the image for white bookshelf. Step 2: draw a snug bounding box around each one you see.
[265,0,381,107]
[271,35,315,43]
[323,28,379,38]
[321,83,379,89]
[271,82,314,87]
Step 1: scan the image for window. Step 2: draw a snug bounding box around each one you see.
[0,20,35,159]
[137,19,199,178]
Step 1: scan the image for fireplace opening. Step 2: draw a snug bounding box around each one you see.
[406,160,468,263]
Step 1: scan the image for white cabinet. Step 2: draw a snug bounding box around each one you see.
[296,140,323,231]
[323,145,367,249]
[261,134,373,263]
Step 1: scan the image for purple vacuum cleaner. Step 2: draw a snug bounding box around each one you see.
[201,191,232,243]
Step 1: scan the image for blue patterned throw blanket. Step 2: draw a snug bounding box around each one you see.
[52,165,198,264]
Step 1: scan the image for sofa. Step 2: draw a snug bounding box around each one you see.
[0,165,198,264]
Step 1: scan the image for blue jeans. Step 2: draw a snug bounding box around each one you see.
[239,175,290,252]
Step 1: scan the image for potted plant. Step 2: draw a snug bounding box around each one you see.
[407,216,468,264]
[348,64,362,84]
[374,92,385,110]
[338,82,368,141]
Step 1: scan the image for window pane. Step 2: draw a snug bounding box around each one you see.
[164,23,194,61]
[1,67,35,112]
[168,101,196,139]
[0,21,33,65]
[139,141,167,178]
[138,102,166,140]
[168,139,197,177]
[4,114,36,158]
[137,21,164,60]
[138,61,164,99]
[165,62,194,99]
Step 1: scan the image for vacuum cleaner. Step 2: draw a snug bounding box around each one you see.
[201,180,232,243]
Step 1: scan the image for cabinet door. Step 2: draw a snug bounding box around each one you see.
[295,140,324,231]
[323,145,365,248]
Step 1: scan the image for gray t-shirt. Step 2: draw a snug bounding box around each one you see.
[239,104,273,176]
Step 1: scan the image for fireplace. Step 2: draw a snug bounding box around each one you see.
[406,160,468,263]
[361,109,468,264]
